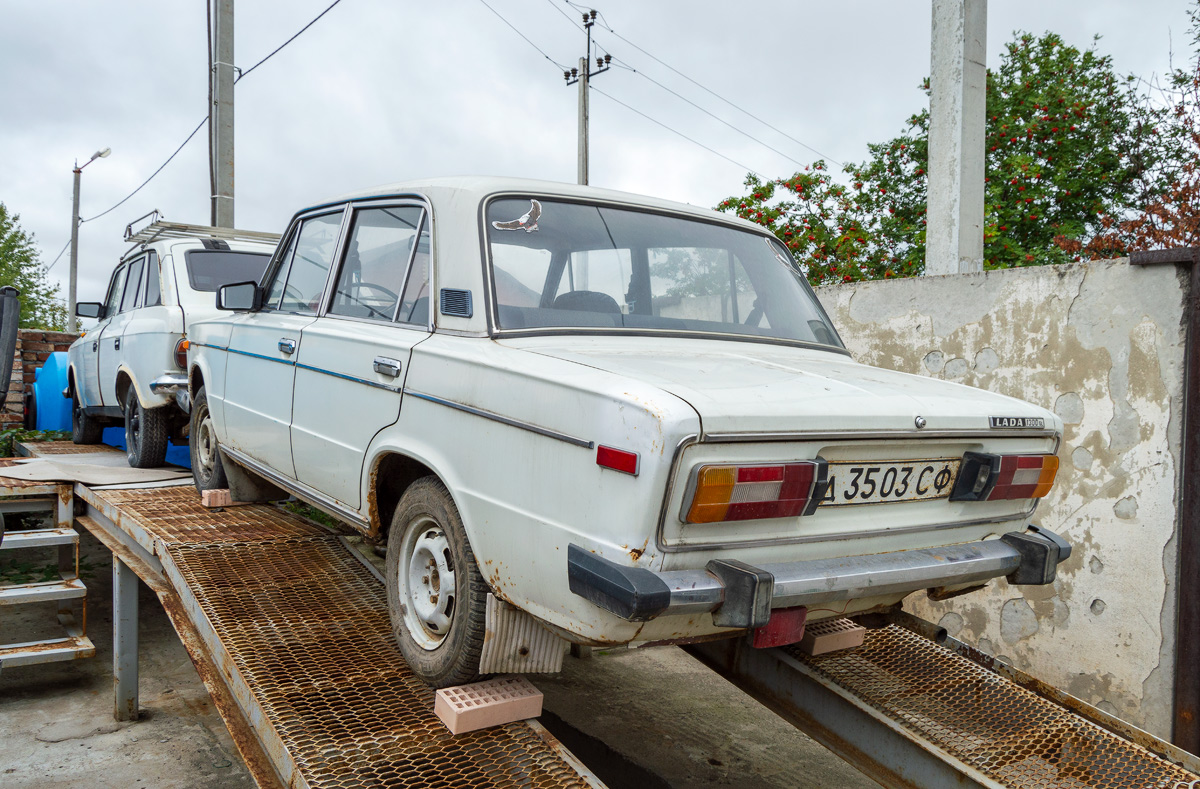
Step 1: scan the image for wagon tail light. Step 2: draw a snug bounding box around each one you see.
[174,338,189,370]
[684,461,828,524]
[950,452,1059,502]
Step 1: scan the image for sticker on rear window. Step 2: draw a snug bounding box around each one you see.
[491,199,541,233]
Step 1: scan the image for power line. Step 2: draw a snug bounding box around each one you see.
[44,239,72,273]
[543,0,583,31]
[81,0,346,226]
[590,85,763,179]
[477,0,568,70]
[235,0,345,84]
[81,116,208,224]
[624,64,808,169]
[587,13,842,166]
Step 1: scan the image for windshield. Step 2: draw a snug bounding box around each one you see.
[184,250,271,293]
[485,198,843,349]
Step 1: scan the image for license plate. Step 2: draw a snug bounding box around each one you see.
[821,458,961,507]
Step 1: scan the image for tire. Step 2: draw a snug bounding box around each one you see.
[189,386,227,491]
[71,395,103,444]
[125,394,169,468]
[386,476,488,688]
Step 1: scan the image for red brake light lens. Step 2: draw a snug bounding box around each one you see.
[174,338,189,370]
[951,452,1059,501]
[685,462,823,524]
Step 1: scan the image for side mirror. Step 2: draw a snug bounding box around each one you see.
[75,302,105,319]
[217,281,262,311]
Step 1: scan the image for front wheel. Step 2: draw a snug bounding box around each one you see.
[189,386,227,491]
[71,395,103,444]
[125,395,168,468]
[385,476,488,688]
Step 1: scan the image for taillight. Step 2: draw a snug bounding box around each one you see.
[684,461,825,524]
[950,452,1059,502]
[174,338,189,369]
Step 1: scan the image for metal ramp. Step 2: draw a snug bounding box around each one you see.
[687,611,1200,789]
[8,442,599,789]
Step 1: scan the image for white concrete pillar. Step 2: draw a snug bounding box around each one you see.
[925,0,986,276]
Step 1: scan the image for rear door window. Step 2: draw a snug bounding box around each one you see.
[119,257,144,313]
[329,206,423,321]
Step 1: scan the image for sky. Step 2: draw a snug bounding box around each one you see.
[1,1,1195,303]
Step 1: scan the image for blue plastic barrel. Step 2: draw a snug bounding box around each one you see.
[33,352,72,431]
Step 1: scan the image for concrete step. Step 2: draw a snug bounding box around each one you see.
[0,528,78,550]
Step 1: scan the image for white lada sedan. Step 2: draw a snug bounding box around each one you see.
[186,177,1069,688]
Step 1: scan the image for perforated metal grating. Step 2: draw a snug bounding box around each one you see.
[93,486,594,788]
[21,441,120,455]
[786,625,1200,788]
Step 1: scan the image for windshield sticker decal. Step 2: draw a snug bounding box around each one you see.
[491,199,542,233]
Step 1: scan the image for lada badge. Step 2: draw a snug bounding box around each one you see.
[989,416,1046,429]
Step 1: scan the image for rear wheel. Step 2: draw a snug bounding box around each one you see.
[71,395,103,444]
[189,386,227,491]
[125,395,169,468]
[386,476,488,688]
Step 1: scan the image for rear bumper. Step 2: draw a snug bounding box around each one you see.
[567,525,1071,628]
[148,374,188,394]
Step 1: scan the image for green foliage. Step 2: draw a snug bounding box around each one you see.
[0,428,71,458]
[0,203,67,330]
[718,31,1184,285]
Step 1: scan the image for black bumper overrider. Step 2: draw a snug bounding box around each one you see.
[567,525,1072,628]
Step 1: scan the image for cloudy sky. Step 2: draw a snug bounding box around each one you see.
[1,1,1194,302]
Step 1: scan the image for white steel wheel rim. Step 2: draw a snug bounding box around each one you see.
[398,515,457,650]
[195,407,218,478]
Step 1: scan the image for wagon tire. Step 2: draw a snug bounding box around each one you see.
[125,395,169,468]
[189,386,228,491]
[386,476,488,688]
[71,395,103,444]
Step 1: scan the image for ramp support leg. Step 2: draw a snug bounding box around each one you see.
[113,557,139,721]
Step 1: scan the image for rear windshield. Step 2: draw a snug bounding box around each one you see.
[184,250,271,292]
[486,198,844,349]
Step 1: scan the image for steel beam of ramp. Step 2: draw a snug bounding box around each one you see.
[687,612,1200,789]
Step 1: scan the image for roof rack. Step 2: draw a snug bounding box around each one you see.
[123,209,281,246]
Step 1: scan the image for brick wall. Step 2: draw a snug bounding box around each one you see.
[2,329,78,427]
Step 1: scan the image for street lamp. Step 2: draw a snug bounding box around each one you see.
[68,147,111,334]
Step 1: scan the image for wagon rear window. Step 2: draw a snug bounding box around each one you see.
[185,250,271,292]
[486,198,843,349]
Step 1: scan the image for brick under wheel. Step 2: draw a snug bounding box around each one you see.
[124,395,169,468]
[189,386,227,491]
[71,396,103,444]
[386,476,488,688]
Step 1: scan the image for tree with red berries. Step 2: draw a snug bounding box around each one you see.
[718,30,1185,285]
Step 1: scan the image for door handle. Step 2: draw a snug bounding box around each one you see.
[278,338,297,355]
[114,337,120,351]
[92,341,98,352]
[373,357,402,378]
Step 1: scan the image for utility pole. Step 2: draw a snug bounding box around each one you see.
[925,0,986,276]
[67,148,111,334]
[211,0,235,228]
[564,10,611,186]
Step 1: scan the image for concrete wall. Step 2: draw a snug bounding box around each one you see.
[816,258,1186,739]
[3,329,77,427]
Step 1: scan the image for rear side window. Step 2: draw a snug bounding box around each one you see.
[396,218,431,325]
[144,252,162,306]
[184,250,270,292]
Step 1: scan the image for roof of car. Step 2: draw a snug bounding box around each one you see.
[306,176,763,232]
